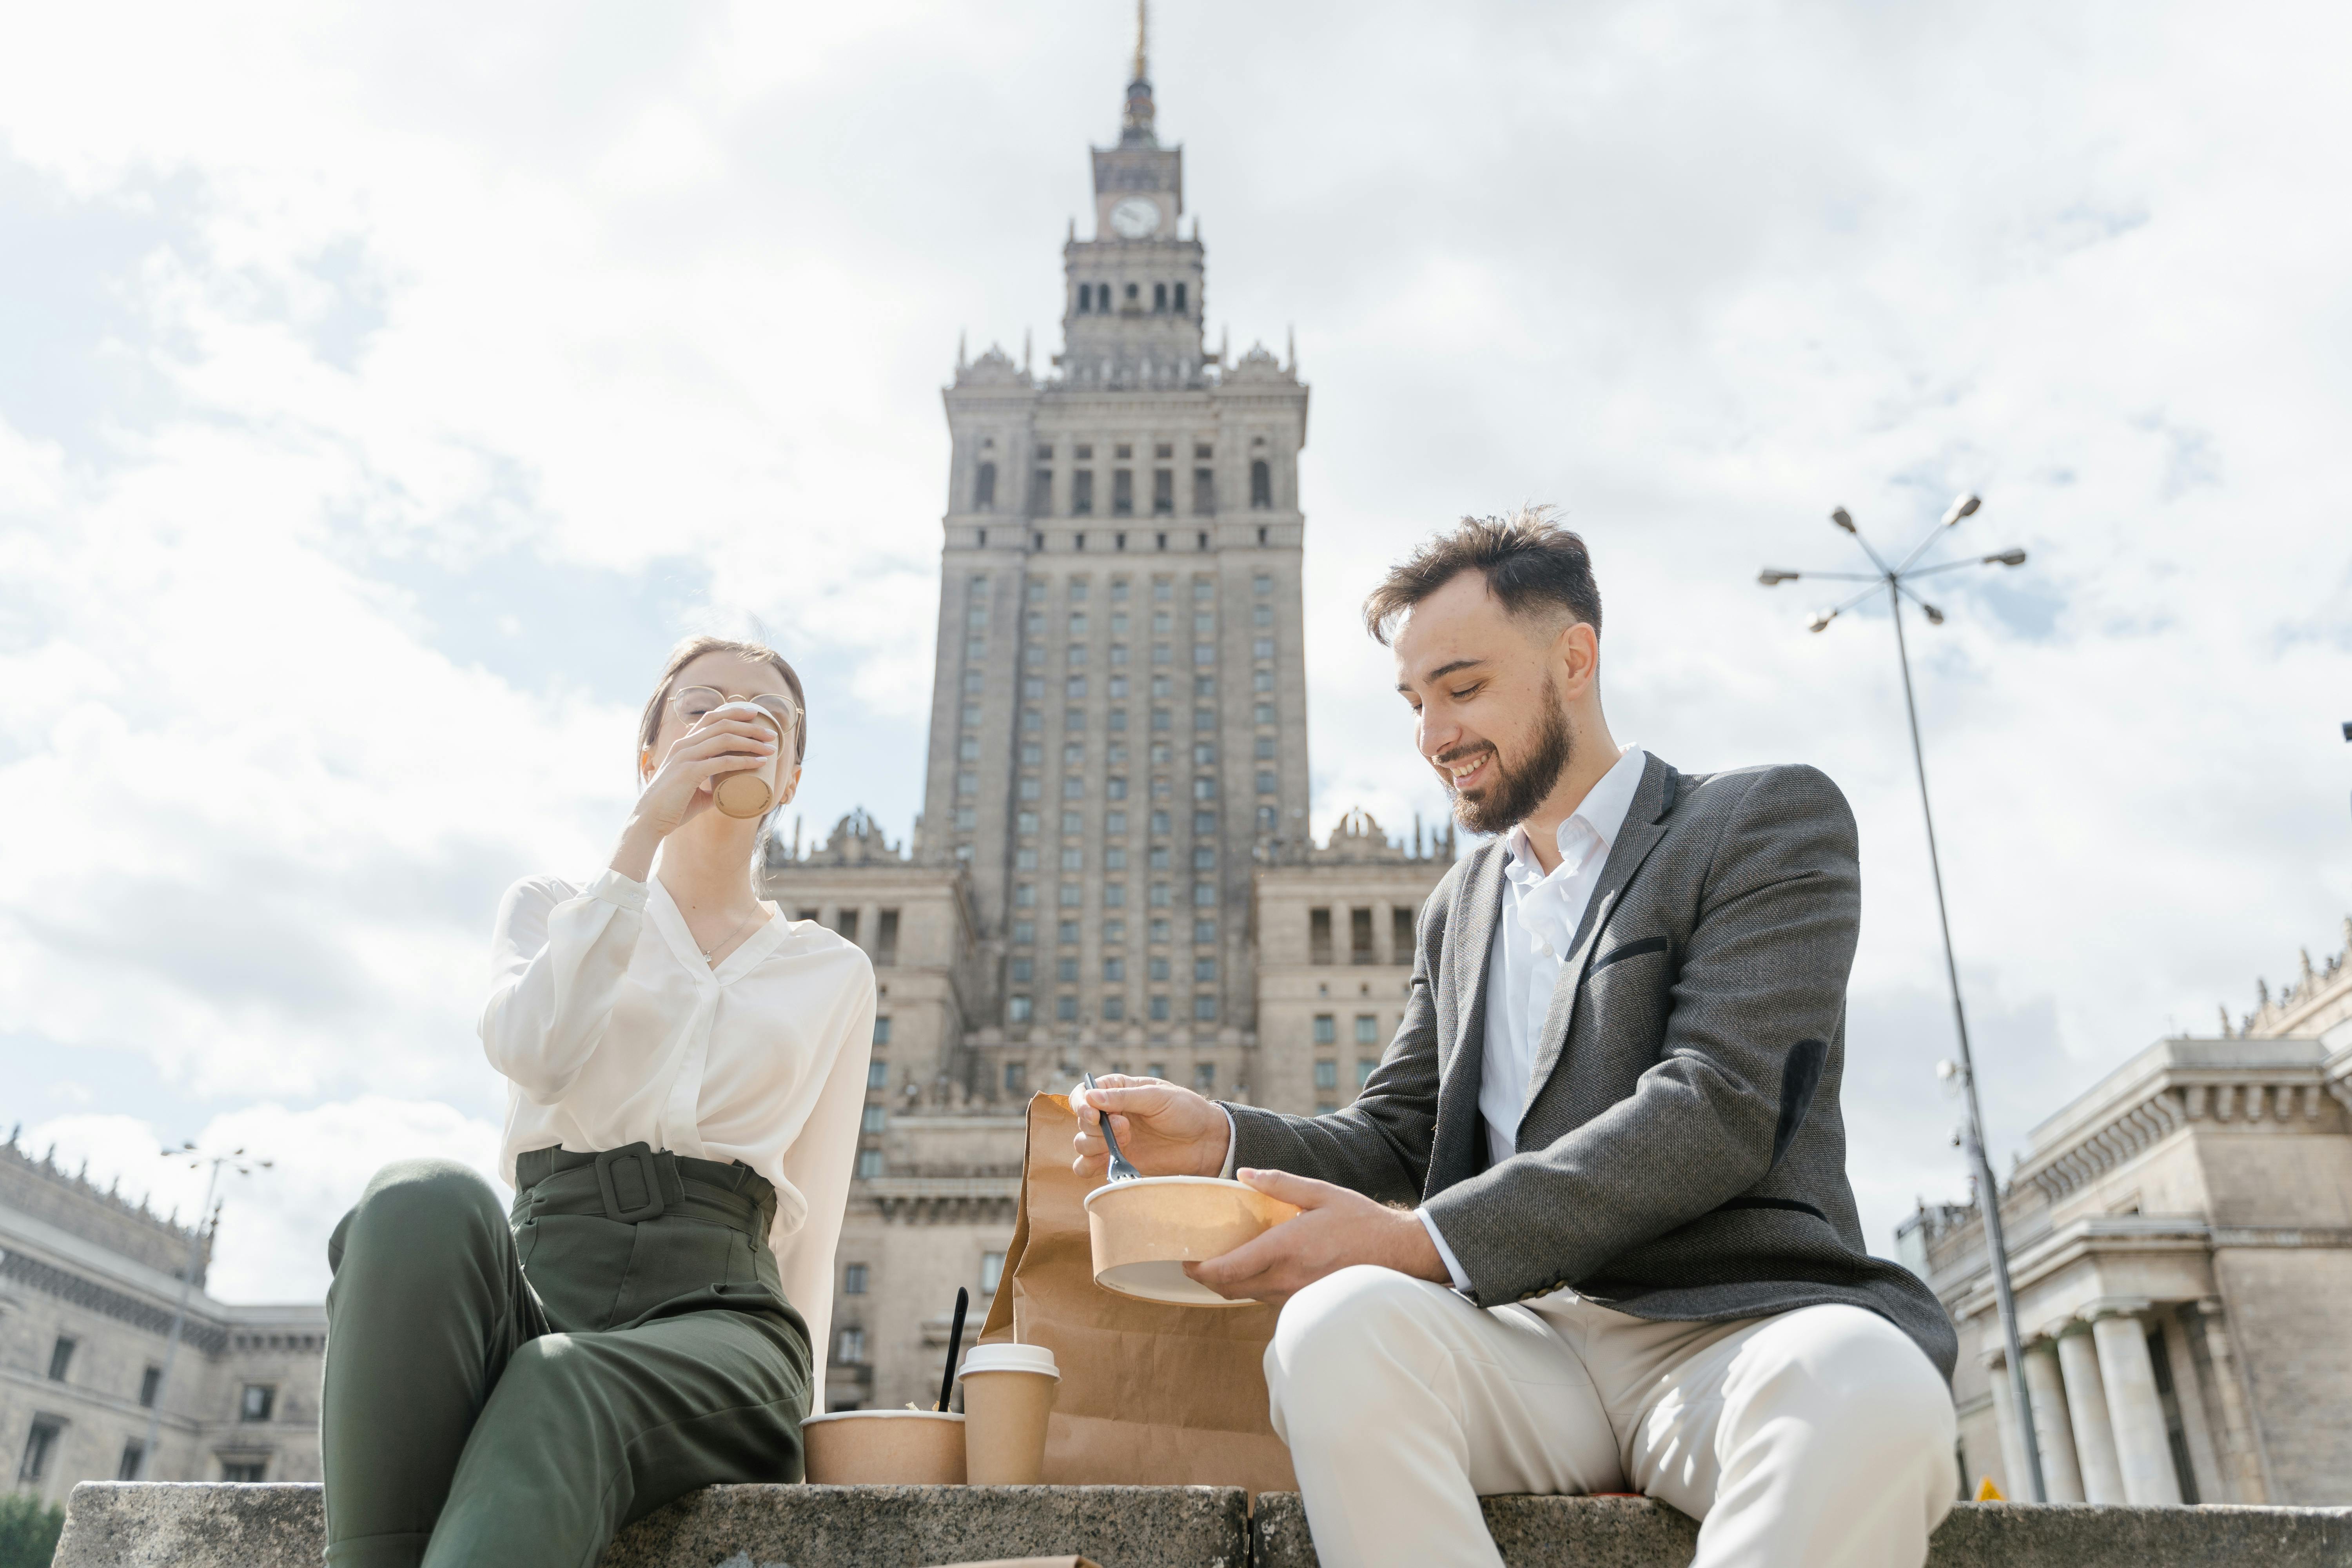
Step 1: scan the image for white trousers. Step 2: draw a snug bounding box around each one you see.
[1264,1266,1957,1568]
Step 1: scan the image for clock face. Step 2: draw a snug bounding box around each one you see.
[1108,197,1161,239]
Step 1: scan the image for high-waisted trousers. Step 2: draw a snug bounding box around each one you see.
[320,1145,812,1568]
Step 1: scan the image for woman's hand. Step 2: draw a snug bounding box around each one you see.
[610,715,777,881]
[1072,1074,1232,1180]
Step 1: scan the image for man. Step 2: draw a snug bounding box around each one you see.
[1074,510,1958,1568]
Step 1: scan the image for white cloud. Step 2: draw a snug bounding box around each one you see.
[24,1099,504,1302]
[0,0,2348,1298]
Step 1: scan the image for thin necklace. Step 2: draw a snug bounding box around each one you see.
[699,906,760,963]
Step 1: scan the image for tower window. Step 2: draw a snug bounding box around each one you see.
[1076,285,1091,314]
[1192,468,1214,515]
[1250,459,1272,509]
[1124,282,1139,306]
[1072,470,1094,515]
[974,462,996,511]
[1174,282,1188,314]
[1154,281,1168,312]
[1113,469,1134,516]
[1031,469,1052,516]
[1152,469,1174,515]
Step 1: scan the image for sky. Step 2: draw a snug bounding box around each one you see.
[1,0,2347,1303]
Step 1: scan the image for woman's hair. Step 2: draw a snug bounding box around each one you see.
[636,634,809,768]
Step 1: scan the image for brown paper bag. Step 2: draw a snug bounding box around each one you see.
[976,1093,1298,1494]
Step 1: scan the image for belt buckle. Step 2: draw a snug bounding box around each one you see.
[593,1145,667,1223]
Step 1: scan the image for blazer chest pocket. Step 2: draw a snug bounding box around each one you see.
[1590,934,1671,975]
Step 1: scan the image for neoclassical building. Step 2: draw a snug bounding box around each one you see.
[2,1137,324,1501]
[1898,919,2352,1504]
[761,36,1452,1412]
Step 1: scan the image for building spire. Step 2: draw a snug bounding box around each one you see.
[1120,0,1157,147]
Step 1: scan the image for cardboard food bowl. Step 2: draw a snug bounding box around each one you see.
[800,1409,967,1485]
[1082,1175,1301,1307]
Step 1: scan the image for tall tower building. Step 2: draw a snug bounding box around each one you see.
[932,27,1310,1059]
[765,20,1450,1414]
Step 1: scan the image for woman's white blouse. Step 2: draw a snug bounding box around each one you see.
[479,867,875,1367]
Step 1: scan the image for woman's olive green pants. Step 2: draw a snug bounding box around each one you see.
[321,1146,811,1568]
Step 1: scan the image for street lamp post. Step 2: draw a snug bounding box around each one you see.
[1759,495,2045,1501]
[138,1143,272,1480]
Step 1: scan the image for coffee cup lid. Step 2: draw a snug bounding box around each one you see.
[958,1343,1059,1380]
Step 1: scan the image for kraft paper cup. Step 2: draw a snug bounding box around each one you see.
[800,1409,966,1485]
[706,701,784,819]
[957,1343,1059,1485]
[1082,1175,1301,1307]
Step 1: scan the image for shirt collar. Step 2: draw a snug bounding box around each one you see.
[1503,745,1649,881]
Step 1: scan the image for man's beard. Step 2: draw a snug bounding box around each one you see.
[1441,686,1574,837]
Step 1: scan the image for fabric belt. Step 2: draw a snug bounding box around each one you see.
[514,1143,776,1234]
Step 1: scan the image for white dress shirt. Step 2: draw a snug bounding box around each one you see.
[480,867,876,1366]
[1417,744,1648,1290]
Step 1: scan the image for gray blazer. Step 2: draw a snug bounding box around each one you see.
[1225,752,1957,1379]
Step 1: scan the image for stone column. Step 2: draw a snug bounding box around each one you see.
[2021,1339,2086,1502]
[2158,1309,2224,1503]
[2054,1323,2127,1502]
[2091,1308,2182,1504]
[2194,1296,2272,1504]
[1985,1355,2028,1499]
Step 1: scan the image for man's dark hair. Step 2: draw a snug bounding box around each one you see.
[1361,504,1602,646]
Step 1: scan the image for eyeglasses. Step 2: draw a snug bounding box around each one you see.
[671,685,802,739]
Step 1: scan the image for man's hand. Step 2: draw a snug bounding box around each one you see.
[1071,1075,1230,1179]
[1185,1168,1449,1307]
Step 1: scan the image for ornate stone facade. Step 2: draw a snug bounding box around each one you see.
[761,40,1453,1413]
[1897,918,2352,1503]
[1,1136,324,1501]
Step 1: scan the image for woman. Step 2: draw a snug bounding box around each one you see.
[320,635,874,1568]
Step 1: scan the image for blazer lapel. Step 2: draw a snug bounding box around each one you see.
[1520,755,1682,1125]
[1428,841,1505,1193]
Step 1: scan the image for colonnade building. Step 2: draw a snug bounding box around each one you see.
[760,38,1451,1411]
[1899,919,2352,1503]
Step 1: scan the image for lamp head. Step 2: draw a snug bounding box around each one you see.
[1830,506,1856,533]
[1987,548,2027,567]
[1920,602,1945,626]
[1758,568,1798,586]
[1808,610,1835,633]
[1940,493,1982,527]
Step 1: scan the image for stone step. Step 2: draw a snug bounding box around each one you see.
[53,1483,1250,1568]
[1252,1493,2352,1568]
[54,1481,2352,1567]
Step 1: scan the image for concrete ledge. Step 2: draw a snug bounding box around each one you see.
[57,1483,2352,1567]
[54,1483,1250,1568]
[1252,1494,1698,1568]
[1250,1493,2352,1567]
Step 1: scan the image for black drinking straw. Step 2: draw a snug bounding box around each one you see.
[937,1285,969,1413]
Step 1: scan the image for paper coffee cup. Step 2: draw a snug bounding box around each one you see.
[705,701,783,819]
[957,1343,1059,1485]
